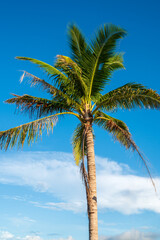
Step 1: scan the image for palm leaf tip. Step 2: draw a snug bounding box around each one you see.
[91,23,127,56]
[67,24,87,64]
[0,115,58,150]
[105,53,125,70]
[16,56,30,60]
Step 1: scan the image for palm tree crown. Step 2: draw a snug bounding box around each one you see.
[0,24,160,240]
[1,24,159,164]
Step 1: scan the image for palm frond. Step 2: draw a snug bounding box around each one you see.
[103,53,125,72]
[0,115,58,150]
[94,111,156,191]
[16,55,84,103]
[90,53,125,101]
[55,55,88,98]
[20,71,81,108]
[5,94,75,118]
[94,83,160,112]
[72,123,86,165]
[16,57,72,93]
[20,71,63,96]
[94,111,132,147]
[16,57,67,79]
[68,24,87,64]
[88,24,127,99]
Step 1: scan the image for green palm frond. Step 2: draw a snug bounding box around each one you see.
[16,57,71,92]
[94,111,156,191]
[90,53,125,101]
[20,71,64,97]
[87,24,127,99]
[103,53,125,72]
[55,55,82,75]
[5,94,75,118]
[72,123,86,165]
[91,24,127,64]
[94,83,160,112]
[16,57,67,78]
[68,24,87,64]
[0,115,58,150]
[55,55,88,98]
[20,71,81,108]
[16,57,86,103]
[94,111,132,148]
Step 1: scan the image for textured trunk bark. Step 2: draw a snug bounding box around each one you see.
[86,123,98,240]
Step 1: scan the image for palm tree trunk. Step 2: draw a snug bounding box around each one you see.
[86,123,98,240]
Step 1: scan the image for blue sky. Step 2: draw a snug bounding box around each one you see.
[0,0,160,239]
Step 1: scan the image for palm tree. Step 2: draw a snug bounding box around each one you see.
[0,24,160,240]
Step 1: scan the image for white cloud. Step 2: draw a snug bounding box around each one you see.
[22,236,42,240]
[97,174,160,214]
[52,237,74,240]
[99,229,160,240]
[21,236,74,240]
[0,151,160,214]
[0,231,14,240]
[0,231,74,240]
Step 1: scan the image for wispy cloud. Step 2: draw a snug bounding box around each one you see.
[21,236,42,240]
[1,195,26,202]
[0,231,74,240]
[99,229,160,240]
[0,231,14,240]
[0,151,160,214]
[21,236,74,240]
[30,201,84,213]
[51,237,74,240]
[8,215,36,227]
